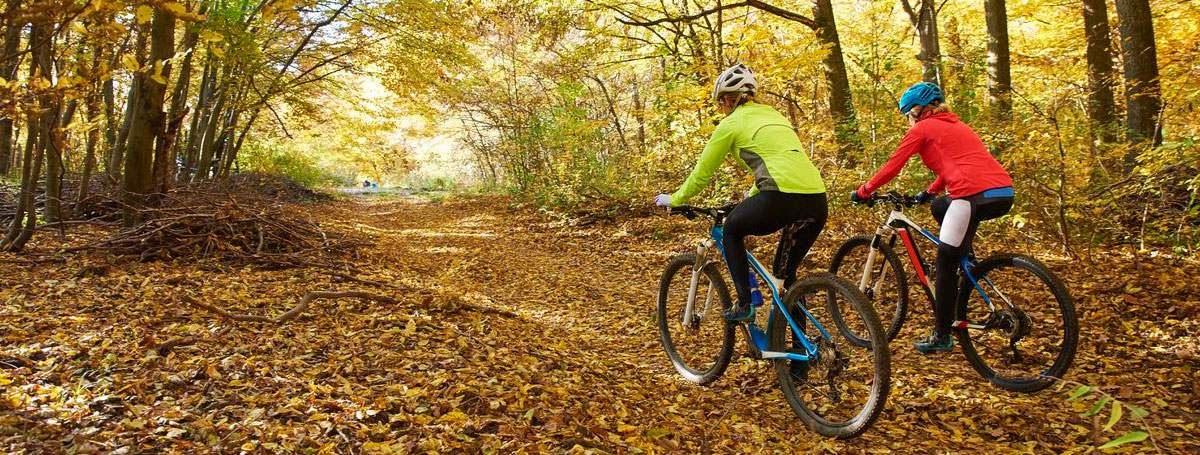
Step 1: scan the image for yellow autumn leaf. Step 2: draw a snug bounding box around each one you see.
[151,60,167,85]
[200,30,224,42]
[122,54,140,73]
[135,5,153,24]
[162,2,187,16]
[437,410,468,424]
[71,22,87,35]
[210,44,225,58]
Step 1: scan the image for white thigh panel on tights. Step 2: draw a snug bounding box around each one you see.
[939,199,972,247]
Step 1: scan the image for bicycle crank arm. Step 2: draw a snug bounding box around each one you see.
[953,320,987,330]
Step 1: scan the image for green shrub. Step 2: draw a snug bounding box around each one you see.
[240,142,351,187]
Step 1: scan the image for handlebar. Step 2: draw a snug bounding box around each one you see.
[666,203,738,223]
[866,191,931,209]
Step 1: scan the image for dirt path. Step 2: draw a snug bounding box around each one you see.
[2,195,1196,454]
[329,195,1199,454]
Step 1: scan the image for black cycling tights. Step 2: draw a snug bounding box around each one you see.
[723,191,828,307]
[930,191,1013,336]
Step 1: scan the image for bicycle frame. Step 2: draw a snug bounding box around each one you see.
[861,205,1014,330]
[682,224,831,362]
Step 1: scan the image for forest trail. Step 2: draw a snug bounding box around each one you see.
[2,194,1197,454]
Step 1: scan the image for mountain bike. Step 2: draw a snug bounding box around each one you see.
[656,203,890,439]
[829,192,1077,392]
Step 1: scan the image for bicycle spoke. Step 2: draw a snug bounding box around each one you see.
[830,235,908,344]
[658,255,735,385]
[771,274,889,438]
[958,255,1077,392]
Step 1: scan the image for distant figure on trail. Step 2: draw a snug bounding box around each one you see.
[363,180,371,188]
[371,182,378,188]
[653,63,828,323]
[850,81,1014,354]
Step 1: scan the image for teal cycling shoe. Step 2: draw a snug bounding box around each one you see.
[721,302,755,322]
[913,331,954,354]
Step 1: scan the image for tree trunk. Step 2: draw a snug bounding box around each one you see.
[2,109,38,249]
[31,22,63,224]
[218,112,242,178]
[110,30,148,179]
[1082,0,1118,145]
[122,9,174,226]
[0,0,21,176]
[631,80,646,152]
[225,108,260,178]
[984,0,1011,121]
[183,59,215,179]
[813,0,858,153]
[76,93,100,217]
[588,75,630,154]
[110,77,139,179]
[195,70,229,181]
[902,0,943,87]
[1114,0,1162,160]
[3,120,44,251]
[42,99,67,224]
[2,23,49,251]
[161,13,201,186]
[101,72,117,175]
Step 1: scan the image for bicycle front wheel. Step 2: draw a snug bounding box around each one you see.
[829,234,909,345]
[769,273,890,439]
[657,253,735,385]
[957,254,1078,392]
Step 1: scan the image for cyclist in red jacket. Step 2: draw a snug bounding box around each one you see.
[851,82,1014,353]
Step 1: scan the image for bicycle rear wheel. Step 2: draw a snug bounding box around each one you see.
[956,254,1077,392]
[829,234,909,345]
[769,273,890,439]
[657,253,735,385]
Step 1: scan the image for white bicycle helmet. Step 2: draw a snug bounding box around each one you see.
[712,63,758,102]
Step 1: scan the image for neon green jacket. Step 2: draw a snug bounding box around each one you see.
[669,102,826,206]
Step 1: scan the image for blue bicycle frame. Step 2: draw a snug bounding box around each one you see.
[707,224,832,362]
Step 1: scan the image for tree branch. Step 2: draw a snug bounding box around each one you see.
[615,0,816,30]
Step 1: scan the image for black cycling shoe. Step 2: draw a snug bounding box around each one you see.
[721,302,755,322]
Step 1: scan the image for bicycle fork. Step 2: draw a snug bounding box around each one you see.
[682,239,717,327]
[858,228,898,300]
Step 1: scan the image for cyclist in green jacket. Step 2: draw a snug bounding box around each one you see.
[655,64,828,321]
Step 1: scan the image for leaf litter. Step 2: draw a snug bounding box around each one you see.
[1,194,1197,454]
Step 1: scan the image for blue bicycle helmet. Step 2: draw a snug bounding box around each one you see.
[898,82,944,115]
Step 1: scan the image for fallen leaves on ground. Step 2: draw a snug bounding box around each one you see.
[1,194,1197,454]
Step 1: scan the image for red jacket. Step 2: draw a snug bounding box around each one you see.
[859,113,1012,198]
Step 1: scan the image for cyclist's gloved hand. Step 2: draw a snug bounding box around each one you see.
[850,186,872,205]
[654,194,673,207]
[914,190,935,204]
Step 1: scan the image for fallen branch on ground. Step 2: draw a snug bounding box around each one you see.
[440,296,521,319]
[183,291,399,325]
